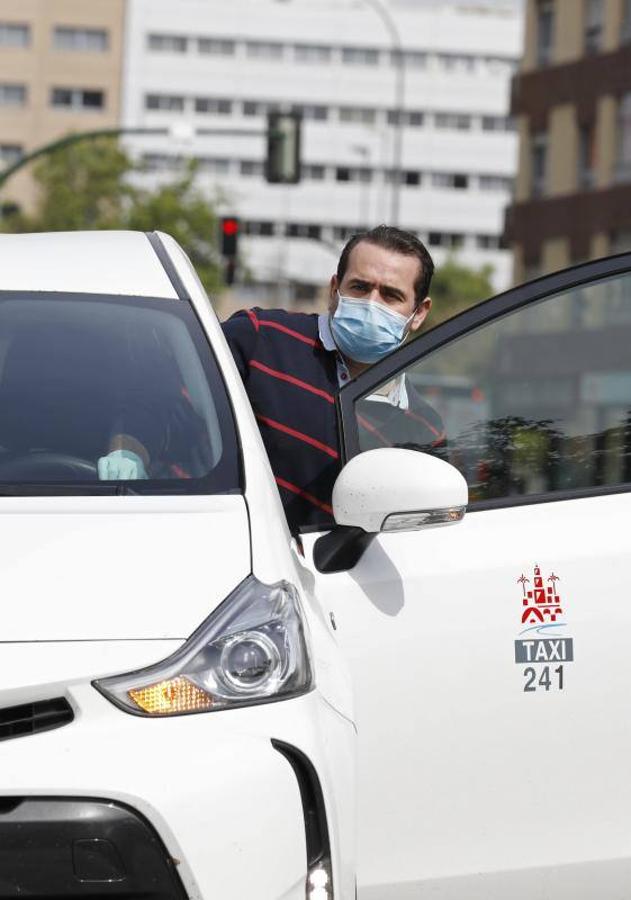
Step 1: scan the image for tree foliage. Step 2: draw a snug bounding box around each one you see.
[1,137,224,296]
[426,256,495,329]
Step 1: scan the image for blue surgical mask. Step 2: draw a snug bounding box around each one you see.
[330,293,415,364]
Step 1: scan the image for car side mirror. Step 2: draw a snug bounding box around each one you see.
[313,448,467,574]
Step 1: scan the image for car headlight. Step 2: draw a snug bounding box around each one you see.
[94,576,312,716]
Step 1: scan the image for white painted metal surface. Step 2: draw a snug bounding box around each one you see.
[0,231,177,298]
[332,447,468,532]
[302,493,631,898]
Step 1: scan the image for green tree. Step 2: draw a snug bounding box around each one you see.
[426,257,495,329]
[1,137,224,295]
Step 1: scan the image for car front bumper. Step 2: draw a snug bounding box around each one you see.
[0,668,355,900]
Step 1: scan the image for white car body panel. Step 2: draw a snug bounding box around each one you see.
[0,495,250,640]
[0,231,178,298]
[303,491,631,899]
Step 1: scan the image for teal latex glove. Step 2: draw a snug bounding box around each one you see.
[97,449,148,481]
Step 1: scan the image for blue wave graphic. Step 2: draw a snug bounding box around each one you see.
[518,622,568,637]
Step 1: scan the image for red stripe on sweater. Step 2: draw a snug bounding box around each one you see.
[404,408,446,444]
[259,319,319,347]
[275,477,333,515]
[246,308,260,331]
[357,414,393,447]
[256,414,339,459]
[249,359,335,404]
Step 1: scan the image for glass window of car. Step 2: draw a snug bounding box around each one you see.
[347,269,631,506]
[0,293,241,495]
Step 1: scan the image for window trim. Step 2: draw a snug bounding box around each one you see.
[337,251,631,509]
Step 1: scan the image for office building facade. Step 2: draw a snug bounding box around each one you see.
[123,0,522,299]
[506,0,631,282]
[0,0,126,213]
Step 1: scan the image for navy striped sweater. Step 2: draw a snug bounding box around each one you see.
[222,308,445,532]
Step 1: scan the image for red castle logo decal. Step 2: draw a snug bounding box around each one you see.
[518,565,563,625]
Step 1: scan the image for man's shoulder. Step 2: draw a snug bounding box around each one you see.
[225,307,321,341]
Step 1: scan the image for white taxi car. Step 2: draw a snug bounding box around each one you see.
[0,230,630,900]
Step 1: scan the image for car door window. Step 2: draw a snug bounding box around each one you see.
[341,263,631,506]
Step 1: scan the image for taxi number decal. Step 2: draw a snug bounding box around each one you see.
[523,665,564,692]
[514,565,575,692]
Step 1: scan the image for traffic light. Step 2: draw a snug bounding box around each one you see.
[265,111,302,184]
[219,217,239,286]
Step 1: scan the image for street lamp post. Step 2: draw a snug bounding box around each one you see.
[361,0,406,226]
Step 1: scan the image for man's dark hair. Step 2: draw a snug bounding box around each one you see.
[336,225,435,307]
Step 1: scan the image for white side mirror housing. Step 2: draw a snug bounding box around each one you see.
[314,448,468,573]
[333,447,468,533]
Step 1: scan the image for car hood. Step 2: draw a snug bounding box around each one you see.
[0,494,251,641]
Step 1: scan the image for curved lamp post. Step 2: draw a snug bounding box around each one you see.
[361,0,406,226]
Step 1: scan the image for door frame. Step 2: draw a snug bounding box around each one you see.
[337,251,631,511]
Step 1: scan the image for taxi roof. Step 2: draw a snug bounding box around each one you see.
[0,231,179,300]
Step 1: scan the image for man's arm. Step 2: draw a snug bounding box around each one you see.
[221,309,260,381]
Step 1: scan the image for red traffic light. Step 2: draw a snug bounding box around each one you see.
[222,218,239,236]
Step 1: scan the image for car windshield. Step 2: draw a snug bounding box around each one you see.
[0,292,241,495]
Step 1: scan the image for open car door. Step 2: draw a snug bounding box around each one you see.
[301,254,631,899]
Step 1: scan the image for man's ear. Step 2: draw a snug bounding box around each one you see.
[409,297,432,333]
[328,275,339,313]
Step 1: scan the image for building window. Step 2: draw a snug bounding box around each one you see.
[244,221,275,237]
[0,144,23,167]
[194,97,232,115]
[400,51,426,68]
[584,0,604,53]
[147,33,188,53]
[476,235,501,250]
[339,106,376,125]
[437,53,475,72]
[536,0,555,66]
[616,93,631,182]
[0,83,26,106]
[240,160,263,177]
[610,229,631,253]
[531,130,548,196]
[303,164,326,180]
[583,0,605,53]
[428,232,464,249]
[53,27,108,51]
[246,41,283,60]
[388,110,424,127]
[434,112,471,130]
[482,115,515,132]
[145,93,185,112]
[198,38,235,55]
[485,57,516,76]
[431,172,469,189]
[578,123,596,189]
[621,0,631,42]
[294,44,331,63]
[291,104,328,121]
[242,100,264,117]
[286,223,322,240]
[404,171,421,186]
[196,157,231,174]
[335,167,372,183]
[479,175,514,191]
[0,22,29,47]
[342,46,379,65]
[51,87,104,110]
[141,153,184,172]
